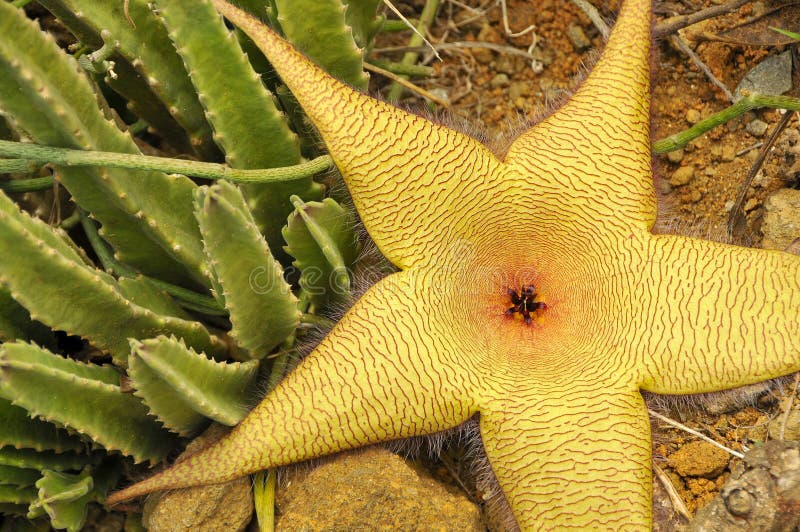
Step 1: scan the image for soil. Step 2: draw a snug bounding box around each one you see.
[373,0,800,527]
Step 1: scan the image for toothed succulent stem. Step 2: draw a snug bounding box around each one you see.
[79,210,226,316]
[0,141,332,183]
[654,92,800,152]
[386,0,440,101]
[0,175,51,193]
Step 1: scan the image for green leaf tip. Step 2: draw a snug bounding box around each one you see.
[196,181,300,357]
[0,342,178,464]
[129,336,260,433]
[283,196,360,305]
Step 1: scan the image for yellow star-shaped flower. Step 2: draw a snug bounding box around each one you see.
[108,0,800,528]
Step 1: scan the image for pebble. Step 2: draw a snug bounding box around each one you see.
[669,165,695,186]
[490,73,510,88]
[666,149,684,164]
[276,447,483,530]
[509,81,531,102]
[566,23,591,51]
[721,145,736,162]
[746,119,768,137]
[686,109,702,125]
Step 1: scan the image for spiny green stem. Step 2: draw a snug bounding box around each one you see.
[79,211,226,315]
[653,93,800,153]
[380,19,419,32]
[367,59,433,77]
[0,175,52,193]
[386,0,441,101]
[79,209,124,274]
[59,211,82,230]
[0,158,35,174]
[0,141,332,183]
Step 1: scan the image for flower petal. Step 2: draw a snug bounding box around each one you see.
[480,383,652,528]
[106,270,481,503]
[504,0,655,232]
[640,235,800,393]
[213,0,503,269]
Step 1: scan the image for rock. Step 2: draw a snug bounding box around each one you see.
[735,51,793,100]
[490,73,510,88]
[276,447,483,531]
[689,440,800,531]
[508,81,531,102]
[669,166,695,186]
[142,426,254,532]
[566,23,591,51]
[493,55,517,75]
[746,119,768,137]
[761,188,800,251]
[666,149,684,164]
[686,109,701,125]
[668,441,730,478]
[142,479,253,532]
[721,145,736,162]
[768,403,800,441]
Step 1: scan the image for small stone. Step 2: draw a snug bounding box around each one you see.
[509,81,531,102]
[768,404,800,440]
[669,165,695,186]
[494,55,517,75]
[721,145,736,162]
[743,197,759,213]
[746,119,768,137]
[668,440,730,478]
[666,149,684,164]
[490,73,510,88]
[725,488,755,516]
[566,23,591,51]
[686,109,701,125]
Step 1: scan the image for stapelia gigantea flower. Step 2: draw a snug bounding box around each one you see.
[108,0,800,528]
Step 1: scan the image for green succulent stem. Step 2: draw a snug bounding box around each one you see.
[0,141,332,184]
[0,159,34,174]
[253,470,276,532]
[79,211,226,316]
[0,175,52,193]
[386,0,441,101]
[380,19,419,32]
[653,93,800,153]
[367,59,433,77]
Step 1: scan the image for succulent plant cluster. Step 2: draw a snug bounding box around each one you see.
[0,0,381,529]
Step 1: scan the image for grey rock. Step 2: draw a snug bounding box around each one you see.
[746,119,769,137]
[735,51,793,100]
[690,440,800,531]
